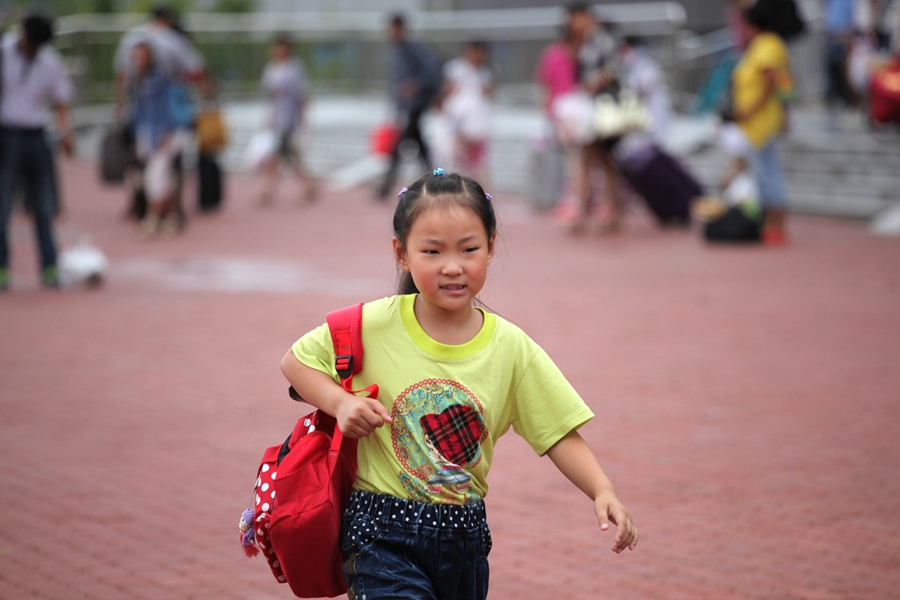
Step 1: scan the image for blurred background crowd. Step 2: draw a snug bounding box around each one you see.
[1,0,899,289]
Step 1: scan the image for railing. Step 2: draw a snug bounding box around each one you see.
[53,3,687,104]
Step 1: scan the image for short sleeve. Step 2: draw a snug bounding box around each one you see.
[290,323,338,381]
[752,35,788,71]
[510,346,595,456]
[443,58,462,82]
[113,31,134,74]
[49,54,74,105]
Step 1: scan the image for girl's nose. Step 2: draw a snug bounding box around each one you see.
[442,260,463,275]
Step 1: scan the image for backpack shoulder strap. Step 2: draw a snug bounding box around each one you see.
[326,303,379,400]
[326,303,364,382]
[288,303,378,401]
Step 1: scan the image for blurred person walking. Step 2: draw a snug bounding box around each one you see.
[731,4,792,245]
[823,0,858,125]
[536,25,580,120]
[258,35,318,207]
[0,13,73,290]
[127,42,183,238]
[567,3,623,234]
[618,36,672,143]
[533,24,580,211]
[113,4,212,228]
[377,14,442,201]
[441,41,493,181]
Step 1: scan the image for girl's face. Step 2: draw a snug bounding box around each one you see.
[394,202,495,316]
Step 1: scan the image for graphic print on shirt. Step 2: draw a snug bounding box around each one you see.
[391,379,489,505]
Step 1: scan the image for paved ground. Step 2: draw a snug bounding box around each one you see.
[1,159,899,600]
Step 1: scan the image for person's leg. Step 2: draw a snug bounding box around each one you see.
[342,491,489,600]
[596,144,622,231]
[286,130,318,204]
[171,150,185,227]
[572,141,600,234]
[259,155,280,206]
[342,493,438,600]
[753,139,788,244]
[379,114,411,200]
[21,133,59,282]
[407,106,432,172]
[0,131,21,287]
[429,517,490,600]
[142,142,176,237]
[259,132,289,206]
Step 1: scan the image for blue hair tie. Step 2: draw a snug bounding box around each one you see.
[433,168,444,176]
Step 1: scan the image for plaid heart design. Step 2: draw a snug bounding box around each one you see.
[419,404,485,467]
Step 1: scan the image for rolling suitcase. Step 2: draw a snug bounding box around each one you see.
[197,153,223,212]
[614,137,703,225]
[529,141,566,210]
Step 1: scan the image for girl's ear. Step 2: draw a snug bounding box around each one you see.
[392,237,410,272]
[486,232,497,265]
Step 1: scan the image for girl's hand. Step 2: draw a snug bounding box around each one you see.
[335,395,392,438]
[594,491,638,553]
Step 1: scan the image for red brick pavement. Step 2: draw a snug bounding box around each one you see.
[1,160,899,600]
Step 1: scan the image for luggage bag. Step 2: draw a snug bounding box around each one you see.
[197,153,223,212]
[614,138,703,225]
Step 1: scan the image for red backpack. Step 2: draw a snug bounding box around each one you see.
[239,303,378,598]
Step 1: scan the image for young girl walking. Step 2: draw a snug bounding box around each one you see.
[281,169,637,599]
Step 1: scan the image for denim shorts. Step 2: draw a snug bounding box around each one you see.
[341,490,492,600]
[751,139,788,209]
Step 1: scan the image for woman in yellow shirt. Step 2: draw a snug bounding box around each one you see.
[732,5,790,245]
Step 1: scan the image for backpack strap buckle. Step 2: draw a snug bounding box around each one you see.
[335,354,353,380]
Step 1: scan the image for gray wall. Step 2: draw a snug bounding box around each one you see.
[443,0,726,32]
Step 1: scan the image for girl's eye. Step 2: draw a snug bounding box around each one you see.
[464,247,480,253]
[423,249,439,255]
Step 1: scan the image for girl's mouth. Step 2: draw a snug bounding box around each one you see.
[441,284,466,291]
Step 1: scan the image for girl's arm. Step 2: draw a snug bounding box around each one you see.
[280,350,392,438]
[546,429,639,554]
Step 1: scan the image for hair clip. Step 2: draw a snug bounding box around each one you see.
[433,168,444,176]
[485,193,492,201]
[398,187,408,197]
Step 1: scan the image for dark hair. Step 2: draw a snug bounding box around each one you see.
[151,4,175,22]
[392,172,497,295]
[273,34,293,48]
[567,2,590,16]
[622,35,644,48]
[465,40,488,52]
[742,3,777,33]
[23,13,54,46]
[390,13,406,29]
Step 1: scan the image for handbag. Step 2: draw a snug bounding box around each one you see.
[240,303,378,598]
[704,204,763,243]
[593,88,651,140]
[99,124,135,184]
[869,58,900,124]
[196,105,228,154]
[370,123,400,156]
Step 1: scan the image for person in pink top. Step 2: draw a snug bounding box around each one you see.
[535,26,579,117]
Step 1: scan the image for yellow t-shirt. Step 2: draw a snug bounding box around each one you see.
[291,294,594,506]
[732,32,790,147]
